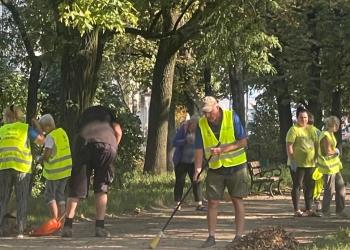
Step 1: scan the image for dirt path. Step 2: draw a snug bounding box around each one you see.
[1,194,349,249]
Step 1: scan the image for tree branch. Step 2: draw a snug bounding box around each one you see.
[170,1,219,50]
[173,0,196,31]
[1,0,37,62]
[126,0,220,46]
[148,10,162,32]
[125,27,175,40]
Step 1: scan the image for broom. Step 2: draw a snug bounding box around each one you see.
[149,144,219,249]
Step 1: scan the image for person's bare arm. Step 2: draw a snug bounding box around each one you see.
[41,148,53,162]
[31,118,43,134]
[210,138,247,155]
[286,142,294,160]
[320,137,336,156]
[193,149,204,182]
[113,122,122,146]
[34,134,45,145]
[31,118,45,145]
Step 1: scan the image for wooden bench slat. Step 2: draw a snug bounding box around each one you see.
[248,161,283,196]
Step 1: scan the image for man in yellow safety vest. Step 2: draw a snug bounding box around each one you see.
[193,96,249,248]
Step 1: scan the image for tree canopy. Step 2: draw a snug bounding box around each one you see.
[1,0,350,174]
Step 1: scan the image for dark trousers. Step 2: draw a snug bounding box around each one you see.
[0,169,31,233]
[322,172,345,214]
[290,167,315,211]
[174,162,202,202]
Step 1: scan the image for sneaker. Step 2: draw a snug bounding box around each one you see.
[336,211,349,218]
[322,211,331,217]
[196,205,207,211]
[304,210,322,217]
[95,227,111,237]
[61,226,73,238]
[232,235,243,242]
[201,235,215,248]
[294,210,304,217]
[16,234,24,239]
[174,205,182,211]
[174,202,182,211]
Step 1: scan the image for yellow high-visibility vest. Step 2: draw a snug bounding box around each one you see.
[43,128,72,180]
[199,110,247,169]
[0,122,32,173]
[316,131,342,174]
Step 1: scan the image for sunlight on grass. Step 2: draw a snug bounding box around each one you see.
[28,171,184,221]
[302,228,350,250]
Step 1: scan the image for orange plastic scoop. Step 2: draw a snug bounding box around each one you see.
[30,214,65,236]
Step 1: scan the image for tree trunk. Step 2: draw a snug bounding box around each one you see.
[167,100,176,172]
[59,30,108,138]
[331,88,342,146]
[204,63,212,96]
[26,58,42,122]
[228,63,245,127]
[143,37,177,173]
[276,80,293,162]
[306,9,322,128]
[1,0,42,121]
[141,2,220,173]
[306,43,322,128]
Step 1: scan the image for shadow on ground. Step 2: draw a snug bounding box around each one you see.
[0,194,349,249]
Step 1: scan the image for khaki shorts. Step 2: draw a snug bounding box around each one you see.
[206,164,250,200]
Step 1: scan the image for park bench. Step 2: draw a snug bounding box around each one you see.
[247,161,283,197]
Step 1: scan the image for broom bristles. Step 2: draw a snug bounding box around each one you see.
[149,231,163,249]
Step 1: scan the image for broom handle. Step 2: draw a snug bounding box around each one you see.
[58,212,66,222]
[160,142,220,232]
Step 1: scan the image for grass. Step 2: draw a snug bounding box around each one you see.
[28,171,181,224]
[28,163,293,223]
[302,228,350,250]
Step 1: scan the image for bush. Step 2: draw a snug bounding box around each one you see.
[247,92,284,164]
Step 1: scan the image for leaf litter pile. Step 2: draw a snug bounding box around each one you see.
[226,227,298,250]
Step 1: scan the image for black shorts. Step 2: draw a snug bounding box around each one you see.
[69,141,117,198]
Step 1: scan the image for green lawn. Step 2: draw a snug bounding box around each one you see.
[302,228,350,250]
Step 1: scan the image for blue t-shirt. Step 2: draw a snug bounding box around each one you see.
[195,110,246,149]
[28,126,39,142]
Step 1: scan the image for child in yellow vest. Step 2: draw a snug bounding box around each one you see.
[35,114,72,221]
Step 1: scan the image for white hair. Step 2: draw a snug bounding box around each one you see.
[324,116,340,130]
[39,114,56,128]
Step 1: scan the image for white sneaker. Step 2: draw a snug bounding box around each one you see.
[17,234,24,239]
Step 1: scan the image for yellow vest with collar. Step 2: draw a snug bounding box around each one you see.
[199,110,247,169]
[0,122,32,173]
[316,131,342,174]
[43,128,72,180]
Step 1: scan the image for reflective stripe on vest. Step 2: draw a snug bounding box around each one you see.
[0,122,32,173]
[317,131,342,174]
[43,128,72,180]
[199,110,247,169]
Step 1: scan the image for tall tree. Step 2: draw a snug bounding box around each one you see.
[126,1,222,173]
[1,0,42,121]
[52,0,138,137]
[228,63,245,126]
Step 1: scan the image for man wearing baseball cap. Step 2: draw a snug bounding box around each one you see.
[194,96,249,248]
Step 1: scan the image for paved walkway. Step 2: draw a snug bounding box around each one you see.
[0,194,349,249]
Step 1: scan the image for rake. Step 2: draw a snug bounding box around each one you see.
[149,146,219,249]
